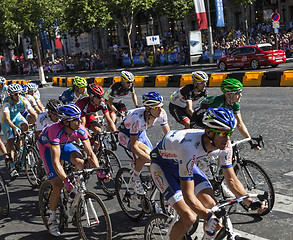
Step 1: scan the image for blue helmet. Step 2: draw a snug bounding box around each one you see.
[142,91,163,106]
[21,84,28,94]
[202,107,237,131]
[57,103,81,121]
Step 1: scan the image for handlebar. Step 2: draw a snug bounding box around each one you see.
[231,135,264,149]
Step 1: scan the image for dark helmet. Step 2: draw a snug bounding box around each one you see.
[46,99,63,113]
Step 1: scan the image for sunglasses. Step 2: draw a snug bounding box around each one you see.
[231,90,242,95]
[151,105,163,111]
[94,95,102,99]
[210,128,234,138]
[13,93,21,96]
[71,117,80,122]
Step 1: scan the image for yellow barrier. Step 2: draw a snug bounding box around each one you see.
[67,77,74,87]
[59,77,66,87]
[280,70,293,86]
[113,76,121,84]
[133,76,146,87]
[180,74,193,87]
[155,75,170,87]
[52,77,58,86]
[242,71,265,87]
[12,80,18,84]
[209,73,230,87]
[94,77,105,86]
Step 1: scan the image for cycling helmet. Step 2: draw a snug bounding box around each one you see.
[21,84,28,94]
[87,83,104,97]
[121,71,134,83]
[221,78,243,93]
[8,83,22,94]
[57,103,81,121]
[192,71,209,83]
[0,76,6,84]
[142,91,163,106]
[73,76,88,88]
[27,82,38,92]
[202,107,237,131]
[46,99,63,113]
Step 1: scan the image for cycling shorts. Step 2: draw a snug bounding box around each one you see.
[150,163,212,206]
[40,143,80,180]
[108,102,127,114]
[118,130,153,151]
[169,102,191,125]
[1,113,28,140]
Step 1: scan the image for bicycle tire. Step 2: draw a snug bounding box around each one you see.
[144,213,171,240]
[234,159,275,216]
[76,191,112,240]
[0,172,10,217]
[115,167,145,221]
[25,146,41,188]
[124,148,134,160]
[97,149,122,196]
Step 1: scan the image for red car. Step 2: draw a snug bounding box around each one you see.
[217,43,286,71]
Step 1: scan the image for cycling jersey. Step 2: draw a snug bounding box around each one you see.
[0,85,8,105]
[190,94,240,128]
[39,122,88,180]
[25,94,38,108]
[169,84,207,108]
[150,129,232,205]
[118,107,168,151]
[36,111,55,132]
[104,82,134,103]
[59,88,88,104]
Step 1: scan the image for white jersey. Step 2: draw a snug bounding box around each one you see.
[151,129,233,181]
[25,94,38,108]
[36,111,55,132]
[119,107,168,136]
[0,85,8,105]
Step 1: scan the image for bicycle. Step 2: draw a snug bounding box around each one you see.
[144,192,268,240]
[38,167,112,240]
[0,171,10,217]
[198,136,274,216]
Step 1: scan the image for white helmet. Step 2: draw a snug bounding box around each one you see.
[192,71,209,83]
[121,71,134,83]
[0,76,6,84]
[27,82,38,92]
[8,83,22,94]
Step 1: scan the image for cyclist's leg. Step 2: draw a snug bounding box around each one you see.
[169,103,190,129]
[61,143,84,171]
[135,130,152,172]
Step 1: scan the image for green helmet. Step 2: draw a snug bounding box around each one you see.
[73,76,87,88]
[221,78,243,93]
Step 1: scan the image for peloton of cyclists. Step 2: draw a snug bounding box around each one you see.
[118,91,170,195]
[26,82,45,113]
[169,71,208,129]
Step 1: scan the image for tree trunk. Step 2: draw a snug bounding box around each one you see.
[245,5,249,45]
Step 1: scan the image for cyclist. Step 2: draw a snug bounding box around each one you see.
[104,71,139,124]
[38,103,107,237]
[58,76,88,104]
[75,83,116,151]
[150,107,267,240]
[169,71,208,129]
[118,91,170,195]
[1,83,37,180]
[35,99,63,139]
[26,82,45,113]
[190,78,259,150]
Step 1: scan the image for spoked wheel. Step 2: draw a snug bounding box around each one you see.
[25,146,42,188]
[144,213,171,240]
[76,192,112,240]
[97,150,122,197]
[115,167,145,221]
[0,172,10,217]
[234,159,275,216]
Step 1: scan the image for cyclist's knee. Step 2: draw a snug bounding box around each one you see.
[20,122,29,132]
[179,210,197,230]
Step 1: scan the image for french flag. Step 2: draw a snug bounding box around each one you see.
[194,0,208,30]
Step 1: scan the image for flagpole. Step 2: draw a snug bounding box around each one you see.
[206,0,214,64]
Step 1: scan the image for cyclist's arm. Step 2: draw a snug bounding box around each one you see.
[34,105,42,115]
[161,123,170,135]
[82,139,99,168]
[3,111,17,131]
[186,100,193,117]
[36,100,44,113]
[104,111,116,131]
[131,91,139,107]
[107,96,117,112]
[28,108,38,123]
[130,135,150,162]
[50,144,67,181]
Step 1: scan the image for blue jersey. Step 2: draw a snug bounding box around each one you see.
[59,88,88,104]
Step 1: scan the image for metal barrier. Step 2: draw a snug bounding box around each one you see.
[209,73,229,87]
[242,71,265,87]
[180,74,193,87]
[133,76,146,87]
[155,75,170,87]
[280,70,293,86]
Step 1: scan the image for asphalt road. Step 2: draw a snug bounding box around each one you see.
[0,85,292,240]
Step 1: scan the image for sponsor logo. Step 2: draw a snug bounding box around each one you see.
[180,138,192,144]
[153,171,164,192]
[151,152,157,158]
[159,150,177,158]
[187,158,195,175]
[195,141,200,149]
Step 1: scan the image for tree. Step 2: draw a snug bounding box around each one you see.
[106,0,155,66]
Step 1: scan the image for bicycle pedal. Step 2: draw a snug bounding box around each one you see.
[141,197,151,214]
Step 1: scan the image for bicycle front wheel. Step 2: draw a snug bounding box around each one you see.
[76,192,112,240]
[234,159,275,216]
[97,149,122,196]
[38,181,53,232]
[115,167,145,221]
[144,213,171,240]
[0,172,10,217]
[25,146,41,188]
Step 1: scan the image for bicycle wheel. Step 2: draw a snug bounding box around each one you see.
[234,159,275,216]
[124,148,134,160]
[115,167,145,221]
[76,192,112,240]
[25,146,41,188]
[38,181,67,233]
[144,213,171,240]
[0,172,10,217]
[97,149,122,196]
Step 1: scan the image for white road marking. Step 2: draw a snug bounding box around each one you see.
[284,171,293,176]
[273,193,293,215]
